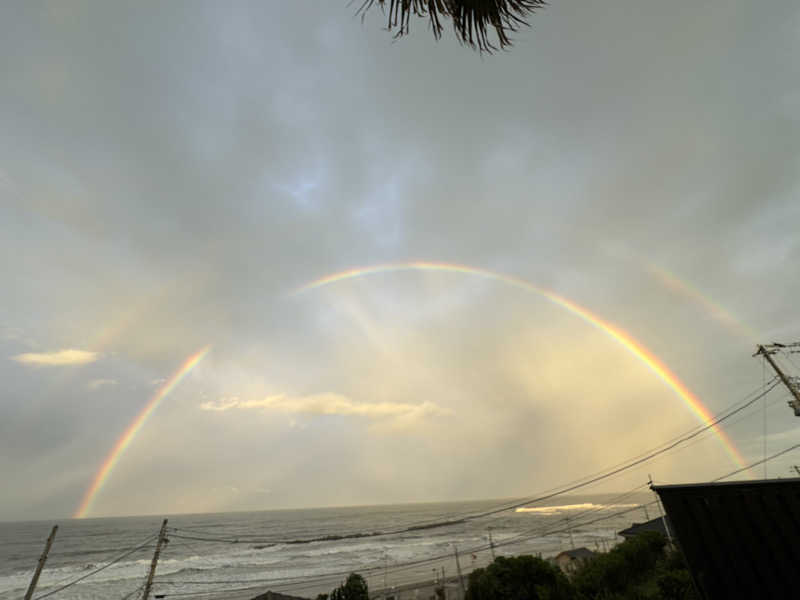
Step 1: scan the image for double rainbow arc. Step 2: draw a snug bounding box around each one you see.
[74,345,211,518]
[297,261,749,472]
[76,260,752,518]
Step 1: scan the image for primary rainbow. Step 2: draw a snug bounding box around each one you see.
[297,261,750,472]
[74,345,211,518]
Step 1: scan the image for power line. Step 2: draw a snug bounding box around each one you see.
[33,534,157,600]
[154,382,786,598]
[632,382,791,465]
[120,583,145,600]
[166,379,780,552]
[157,485,651,593]
[461,379,781,521]
[457,378,781,521]
[154,436,800,600]
[152,497,661,599]
[166,378,780,548]
[713,442,800,482]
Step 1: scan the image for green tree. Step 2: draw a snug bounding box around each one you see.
[465,555,574,600]
[572,532,667,599]
[654,548,698,600]
[329,573,369,600]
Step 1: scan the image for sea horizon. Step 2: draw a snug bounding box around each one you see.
[0,492,654,599]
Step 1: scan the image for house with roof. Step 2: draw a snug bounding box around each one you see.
[554,547,596,575]
[617,515,672,540]
[653,478,800,600]
[250,591,310,600]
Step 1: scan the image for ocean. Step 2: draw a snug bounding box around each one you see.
[0,494,653,600]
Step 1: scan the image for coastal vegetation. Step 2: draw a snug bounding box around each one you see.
[571,532,696,599]
[465,554,574,599]
[314,533,696,600]
[466,532,697,600]
[316,573,369,600]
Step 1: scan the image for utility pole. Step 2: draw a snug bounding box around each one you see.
[383,552,389,598]
[487,528,496,560]
[453,545,466,599]
[755,344,800,416]
[24,525,58,600]
[649,475,673,545]
[142,519,168,600]
[566,517,575,549]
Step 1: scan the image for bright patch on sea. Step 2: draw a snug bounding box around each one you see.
[516,503,641,515]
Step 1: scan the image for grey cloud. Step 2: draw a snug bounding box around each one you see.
[12,348,98,366]
[1,0,799,520]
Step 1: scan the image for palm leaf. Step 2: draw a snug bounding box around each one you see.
[357,0,547,52]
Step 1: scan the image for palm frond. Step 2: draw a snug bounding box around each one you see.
[357,0,547,52]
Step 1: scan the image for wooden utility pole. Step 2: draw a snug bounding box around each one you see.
[756,344,800,416]
[383,552,389,599]
[452,545,466,599]
[649,475,673,545]
[487,527,496,560]
[142,519,168,600]
[566,517,575,549]
[655,498,673,545]
[24,525,58,600]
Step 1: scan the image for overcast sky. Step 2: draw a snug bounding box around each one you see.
[1,1,799,521]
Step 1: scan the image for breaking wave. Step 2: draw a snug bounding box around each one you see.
[515,503,640,515]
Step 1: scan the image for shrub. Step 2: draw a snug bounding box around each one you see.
[572,532,667,599]
[465,554,574,600]
[329,573,369,600]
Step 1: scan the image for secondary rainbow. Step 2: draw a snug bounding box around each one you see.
[74,345,211,518]
[644,263,759,343]
[296,261,750,472]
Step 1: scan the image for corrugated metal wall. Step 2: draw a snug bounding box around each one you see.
[654,479,800,600]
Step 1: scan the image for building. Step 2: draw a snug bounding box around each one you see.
[250,591,310,600]
[554,547,595,575]
[653,478,800,600]
[617,515,671,540]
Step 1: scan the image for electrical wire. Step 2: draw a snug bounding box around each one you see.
[712,442,800,482]
[165,378,780,548]
[460,379,781,521]
[33,533,157,600]
[119,582,145,600]
[151,497,661,598]
[156,485,652,592]
[151,435,800,599]
[165,378,781,552]
[152,381,789,598]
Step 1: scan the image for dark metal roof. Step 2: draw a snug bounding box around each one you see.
[250,592,309,600]
[652,478,800,600]
[617,516,671,538]
[556,547,595,560]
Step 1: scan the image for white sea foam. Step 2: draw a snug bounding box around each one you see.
[0,497,646,599]
[515,503,640,514]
